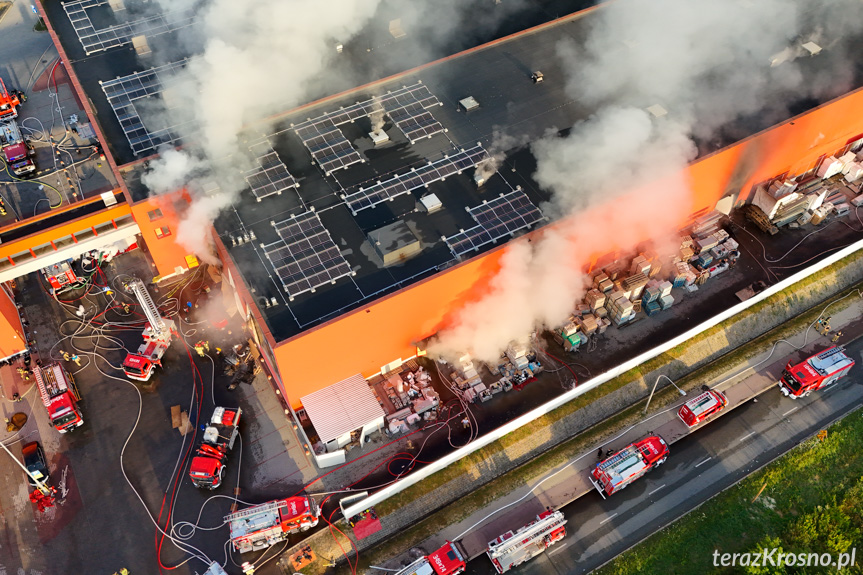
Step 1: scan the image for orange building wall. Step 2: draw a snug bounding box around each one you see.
[0,284,26,359]
[270,87,863,408]
[130,196,198,279]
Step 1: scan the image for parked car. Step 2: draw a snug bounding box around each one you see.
[22,441,49,487]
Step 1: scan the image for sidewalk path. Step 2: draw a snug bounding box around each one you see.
[400,297,863,563]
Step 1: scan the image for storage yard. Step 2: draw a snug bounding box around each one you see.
[0,1,863,574]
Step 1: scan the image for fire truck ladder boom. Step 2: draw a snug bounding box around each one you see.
[127,278,166,335]
[34,366,67,403]
[599,447,638,471]
[492,514,567,557]
[227,499,289,522]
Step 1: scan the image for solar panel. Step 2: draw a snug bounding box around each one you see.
[388,102,444,143]
[245,155,298,201]
[445,190,545,257]
[263,211,354,299]
[100,60,191,155]
[294,122,363,175]
[63,0,196,55]
[344,145,489,214]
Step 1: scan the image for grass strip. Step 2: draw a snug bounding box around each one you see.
[595,407,863,575]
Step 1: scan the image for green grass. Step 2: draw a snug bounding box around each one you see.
[355,279,863,569]
[375,249,863,517]
[595,408,863,575]
[34,18,48,32]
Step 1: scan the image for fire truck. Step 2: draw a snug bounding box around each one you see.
[678,389,728,428]
[1,118,36,177]
[0,78,23,119]
[122,278,176,381]
[227,496,321,553]
[486,509,567,573]
[779,346,855,398]
[34,363,84,433]
[189,406,242,489]
[393,541,467,575]
[591,435,668,497]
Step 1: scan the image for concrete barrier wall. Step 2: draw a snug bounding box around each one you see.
[341,239,863,533]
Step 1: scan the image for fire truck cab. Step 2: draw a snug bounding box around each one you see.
[591,435,668,497]
[228,496,320,553]
[678,389,728,428]
[189,406,242,489]
[394,541,467,575]
[486,509,567,573]
[34,364,84,432]
[779,346,854,398]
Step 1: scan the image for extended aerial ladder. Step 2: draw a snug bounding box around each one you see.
[486,509,567,573]
[122,278,176,381]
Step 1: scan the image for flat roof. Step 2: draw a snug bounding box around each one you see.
[42,0,863,343]
[300,374,385,444]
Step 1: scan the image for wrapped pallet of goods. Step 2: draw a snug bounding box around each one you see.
[644,299,662,316]
[659,294,674,310]
[623,272,648,301]
[594,306,607,319]
[599,318,611,334]
[630,255,651,276]
[561,322,579,337]
[585,289,606,311]
[577,314,599,335]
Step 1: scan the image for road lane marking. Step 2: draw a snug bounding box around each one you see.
[649,484,666,495]
[549,541,570,556]
[783,407,799,417]
[599,513,618,525]
[739,431,756,442]
[695,457,712,468]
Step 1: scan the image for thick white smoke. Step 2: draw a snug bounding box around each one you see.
[431,0,863,362]
[142,0,386,257]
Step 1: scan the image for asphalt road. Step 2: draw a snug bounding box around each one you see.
[463,340,863,575]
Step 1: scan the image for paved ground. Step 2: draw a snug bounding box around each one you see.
[0,248,316,575]
[377,298,863,571]
[0,0,117,225]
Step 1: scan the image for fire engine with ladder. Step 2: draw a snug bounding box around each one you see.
[779,346,855,398]
[392,541,467,575]
[486,509,567,573]
[189,406,242,489]
[591,435,668,498]
[35,363,84,433]
[227,496,321,554]
[122,278,176,381]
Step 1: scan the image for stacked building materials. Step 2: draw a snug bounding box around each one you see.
[585,289,606,311]
[454,354,483,389]
[642,282,661,304]
[594,273,614,293]
[658,281,673,298]
[603,261,627,281]
[506,342,530,371]
[690,211,724,238]
[560,322,579,337]
[576,314,599,335]
[742,204,779,235]
[575,303,591,316]
[817,156,844,179]
[844,162,863,182]
[696,252,713,269]
[598,318,611,334]
[594,306,607,319]
[606,291,635,326]
[563,331,585,352]
[659,294,674,310]
[630,255,651,276]
[811,202,834,225]
[644,299,662,316]
[622,272,648,301]
[770,194,815,228]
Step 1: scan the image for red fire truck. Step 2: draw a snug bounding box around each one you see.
[34,364,84,433]
[393,541,467,575]
[0,78,23,119]
[227,496,320,553]
[779,346,855,398]
[486,509,567,573]
[591,435,668,497]
[677,389,728,428]
[189,406,242,489]
[122,278,176,381]
[1,118,36,177]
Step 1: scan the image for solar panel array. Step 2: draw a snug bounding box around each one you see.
[445,190,544,257]
[295,123,364,175]
[100,60,190,155]
[343,145,488,214]
[263,211,353,300]
[63,0,195,55]
[244,143,298,201]
[292,83,444,173]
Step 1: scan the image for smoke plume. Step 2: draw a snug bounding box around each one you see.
[431,0,863,362]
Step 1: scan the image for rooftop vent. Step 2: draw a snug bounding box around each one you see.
[459,96,480,112]
[131,35,151,57]
[417,193,442,214]
[369,130,390,146]
[368,220,421,266]
[646,104,668,118]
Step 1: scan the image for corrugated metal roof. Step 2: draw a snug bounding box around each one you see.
[300,374,385,444]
